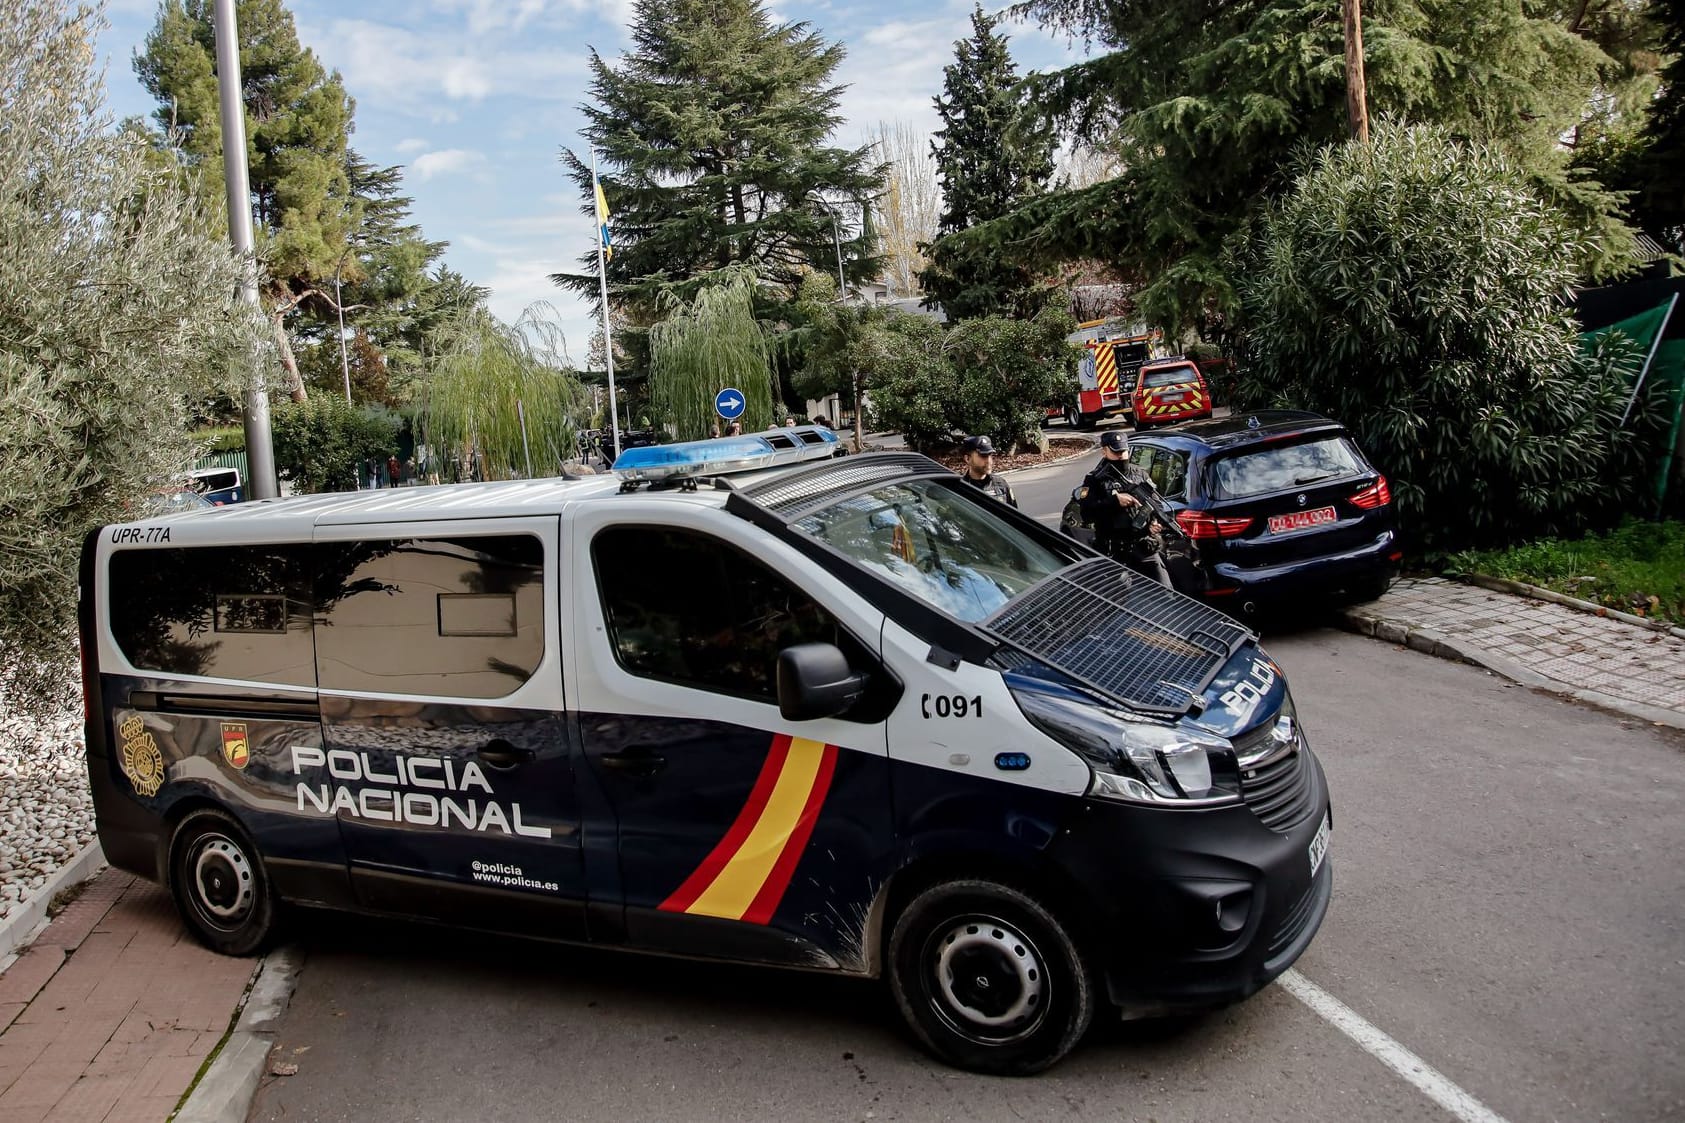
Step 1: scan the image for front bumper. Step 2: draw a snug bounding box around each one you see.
[1048,748,1333,1015]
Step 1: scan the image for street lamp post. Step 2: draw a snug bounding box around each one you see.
[334,250,352,405]
[812,196,862,451]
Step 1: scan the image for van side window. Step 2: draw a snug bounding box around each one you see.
[107,547,315,686]
[592,527,853,703]
[313,535,544,699]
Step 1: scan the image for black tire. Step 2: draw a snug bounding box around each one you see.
[167,809,276,956]
[887,879,1095,1076]
[1064,405,1080,428]
[1076,412,1097,431]
[1349,571,1392,604]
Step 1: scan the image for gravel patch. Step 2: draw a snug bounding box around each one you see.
[0,673,95,920]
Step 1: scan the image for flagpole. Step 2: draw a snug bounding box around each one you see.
[591,147,622,462]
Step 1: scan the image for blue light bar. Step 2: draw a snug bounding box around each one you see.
[612,426,840,481]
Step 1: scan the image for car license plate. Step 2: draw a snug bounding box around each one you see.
[1268,506,1336,534]
[1159,392,1186,403]
[1308,812,1330,877]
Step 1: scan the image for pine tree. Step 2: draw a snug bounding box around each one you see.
[551,0,884,311]
[918,5,1056,321]
[135,0,441,400]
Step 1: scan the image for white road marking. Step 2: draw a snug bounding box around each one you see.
[1279,970,1513,1123]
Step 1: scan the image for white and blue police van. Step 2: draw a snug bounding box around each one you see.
[80,426,1331,1074]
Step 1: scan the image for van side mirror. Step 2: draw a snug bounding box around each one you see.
[777,643,867,722]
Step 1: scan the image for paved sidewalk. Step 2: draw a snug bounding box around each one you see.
[0,870,257,1122]
[1343,576,1685,729]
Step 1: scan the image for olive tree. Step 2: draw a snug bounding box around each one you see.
[1233,122,1667,554]
[0,0,265,724]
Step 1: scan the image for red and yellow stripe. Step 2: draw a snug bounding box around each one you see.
[660,735,839,925]
[1094,343,1118,394]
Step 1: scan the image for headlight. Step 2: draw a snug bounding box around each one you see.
[1010,683,1241,807]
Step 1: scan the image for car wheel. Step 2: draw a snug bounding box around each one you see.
[168,809,276,956]
[888,879,1095,1075]
[1350,572,1392,604]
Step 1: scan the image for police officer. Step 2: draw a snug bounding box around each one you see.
[1078,430,1171,586]
[957,435,1018,507]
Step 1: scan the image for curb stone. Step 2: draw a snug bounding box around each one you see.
[1336,606,1685,733]
[173,944,306,1123]
[0,840,107,966]
[1462,573,1685,640]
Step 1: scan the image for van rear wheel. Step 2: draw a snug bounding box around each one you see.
[888,879,1094,1075]
[168,809,276,956]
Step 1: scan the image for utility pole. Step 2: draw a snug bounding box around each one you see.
[1342,0,1370,143]
[212,0,278,499]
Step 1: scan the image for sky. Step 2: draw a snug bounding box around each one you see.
[92,0,1089,366]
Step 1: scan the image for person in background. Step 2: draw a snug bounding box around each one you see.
[956,435,1017,508]
[386,455,401,488]
[726,419,743,437]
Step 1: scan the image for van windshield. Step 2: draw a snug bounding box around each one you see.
[792,480,1067,622]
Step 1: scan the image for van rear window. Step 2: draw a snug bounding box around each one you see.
[1142,364,1199,388]
[108,547,316,686]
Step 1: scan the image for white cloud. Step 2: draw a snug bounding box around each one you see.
[394,137,431,154]
[410,149,482,180]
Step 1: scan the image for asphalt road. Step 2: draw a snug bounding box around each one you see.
[248,472,1685,1123]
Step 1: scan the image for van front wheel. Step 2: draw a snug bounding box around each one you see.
[168,810,276,956]
[888,879,1094,1075]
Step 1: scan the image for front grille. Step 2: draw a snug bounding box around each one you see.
[1267,876,1319,957]
[1239,740,1315,833]
[734,453,942,518]
[983,557,1252,715]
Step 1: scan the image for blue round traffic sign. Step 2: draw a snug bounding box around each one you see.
[714,387,746,420]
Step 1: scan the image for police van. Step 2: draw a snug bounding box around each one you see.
[80,426,1331,1075]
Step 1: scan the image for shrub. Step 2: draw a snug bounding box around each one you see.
[1232,122,1668,554]
[271,399,401,494]
[869,308,1078,452]
[0,0,264,720]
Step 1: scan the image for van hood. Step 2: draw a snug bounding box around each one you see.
[983,557,1258,720]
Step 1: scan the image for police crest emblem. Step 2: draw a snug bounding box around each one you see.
[118,715,165,797]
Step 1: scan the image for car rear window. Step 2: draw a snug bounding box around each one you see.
[1210,436,1366,499]
[1141,364,1199,388]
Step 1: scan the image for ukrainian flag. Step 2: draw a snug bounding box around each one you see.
[594,180,613,261]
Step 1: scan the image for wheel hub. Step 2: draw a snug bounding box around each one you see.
[192,835,254,924]
[932,916,1045,1038]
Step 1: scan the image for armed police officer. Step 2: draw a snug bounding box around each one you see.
[957,435,1018,508]
[1077,430,1171,586]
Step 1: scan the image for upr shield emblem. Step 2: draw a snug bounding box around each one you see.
[221,722,250,769]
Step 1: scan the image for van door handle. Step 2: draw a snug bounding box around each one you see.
[598,745,667,777]
[477,740,534,768]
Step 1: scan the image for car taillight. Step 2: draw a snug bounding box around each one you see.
[1350,475,1391,509]
[1176,511,1253,539]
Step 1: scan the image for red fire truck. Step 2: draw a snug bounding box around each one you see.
[1046,320,1161,429]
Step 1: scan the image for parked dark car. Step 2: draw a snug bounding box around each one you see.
[1124,411,1401,613]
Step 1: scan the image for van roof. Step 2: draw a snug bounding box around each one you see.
[126,474,634,536]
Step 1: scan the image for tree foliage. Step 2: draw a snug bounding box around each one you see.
[1232,123,1671,554]
[868,121,940,297]
[958,0,1639,331]
[271,398,401,493]
[553,0,884,312]
[1584,0,1685,250]
[0,0,264,716]
[648,270,779,440]
[135,0,447,402]
[869,308,1078,452]
[411,307,587,481]
[919,5,1057,320]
